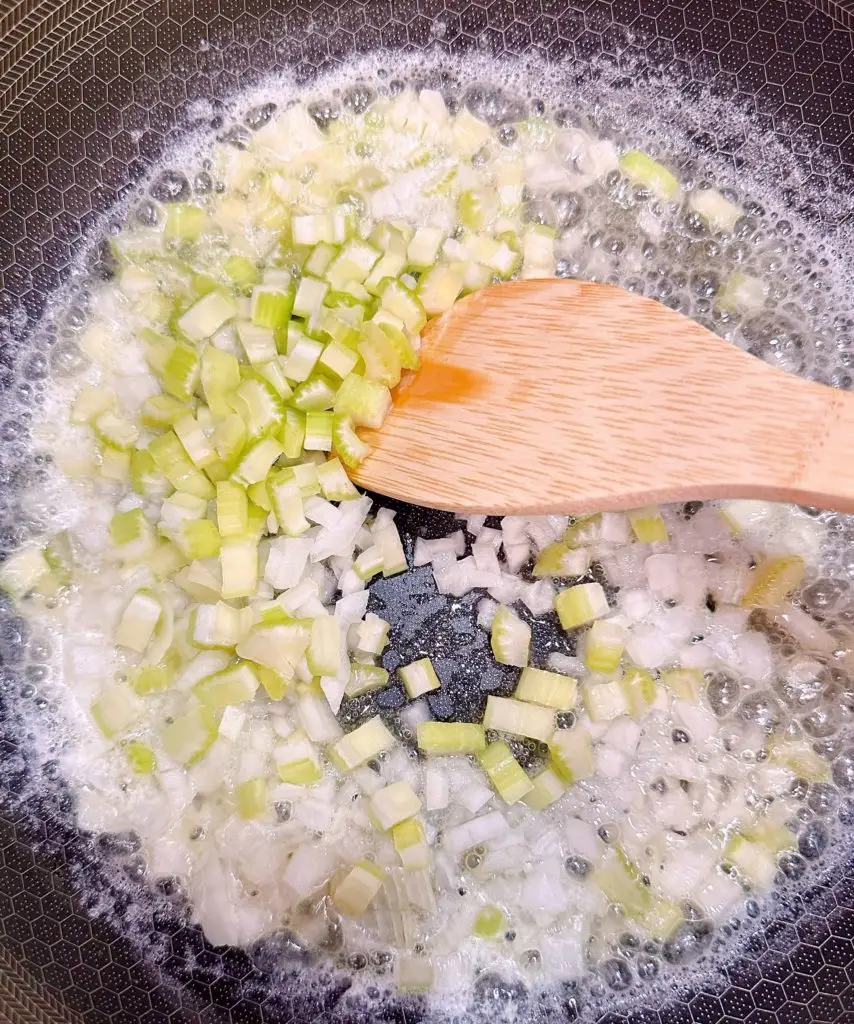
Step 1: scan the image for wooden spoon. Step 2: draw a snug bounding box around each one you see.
[352,278,854,515]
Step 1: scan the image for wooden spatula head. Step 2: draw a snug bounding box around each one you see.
[353,279,854,515]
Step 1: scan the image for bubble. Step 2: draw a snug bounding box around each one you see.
[564,856,590,878]
[737,692,782,732]
[801,705,838,738]
[600,957,632,990]
[831,747,854,789]
[149,169,190,203]
[342,84,377,115]
[807,782,839,815]
[244,102,277,130]
[707,672,740,716]
[662,921,713,964]
[636,954,659,980]
[779,851,807,880]
[802,578,848,616]
[798,820,829,859]
[473,972,527,1007]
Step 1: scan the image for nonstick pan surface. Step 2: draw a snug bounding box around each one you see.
[1,2,854,1023]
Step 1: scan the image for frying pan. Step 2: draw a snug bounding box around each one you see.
[0,1,853,1022]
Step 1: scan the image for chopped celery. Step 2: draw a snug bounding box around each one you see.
[660,667,703,702]
[237,621,309,671]
[132,664,173,695]
[307,616,342,677]
[293,275,329,318]
[224,254,260,289]
[418,265,464,315]
[399,657,441,699]
[354,613,390,656]
[232,436,284,487]
[621,666,658,717]
[282,408,307,460]
[231,377,284,436]
[377,523,407,577]
[174,414,216,469]
[473,905,507,939]
[332,414,370,468]
[162,704,218,764]
[583,680,629,722]
[177,290,236,342]
[332,859,385,917]
[395,950,432,991]
[644,899,684,941]
[236,778,267,819]
[593,849,651,918]
[165,202,206,240]
[689,187,742,233]
[549,729,595,782]
[149,431,215,499]
[251,284,294,329]
[282,336,324,382]
[533,541,590,578]
[354,544,383,581]
[94,410,139,451]
[304,410,334,452]
[91,683,144,739]
[619,149,681,201]
[192,601,243,648]
[767,738,830,782]
[522,766,566,810]
[515,667,578,711]
[216,481,249,538]
[627,505,668,543]
[142,394,190,429]
[130,450,172,501]
[0,548,50,599]
[379,279,427,334]
[124,741,157,775]
[358,324,401,387]
[583,619,625,674]
[220,539,259,599]
[724,834,777,889]
[483,695,555,742]
[176,519,221,560]
[369,780,422,831]
[717,271,767,315]
[257,359,293,400]
[99,444,131,482]
[392,818,429,871]
[741,555,804,608]
[115,591,162,653]
[268,471,310,537]
[345,663,390,697]
[330,715,397,771]
[162,343,200,401]
[291,375,338,412]
[194,662,260,708]
[318,339,359,380]
[554,581,609,630]
[276,736,323,785]
[237,322,278,364]
[317,457,359,500]
[334,374,392,429]
[416,721,486,755]
[70,385,114,425]
[478,741,533,804]
[490,605,530,668]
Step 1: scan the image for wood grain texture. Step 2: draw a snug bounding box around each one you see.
[353,279,854,515]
